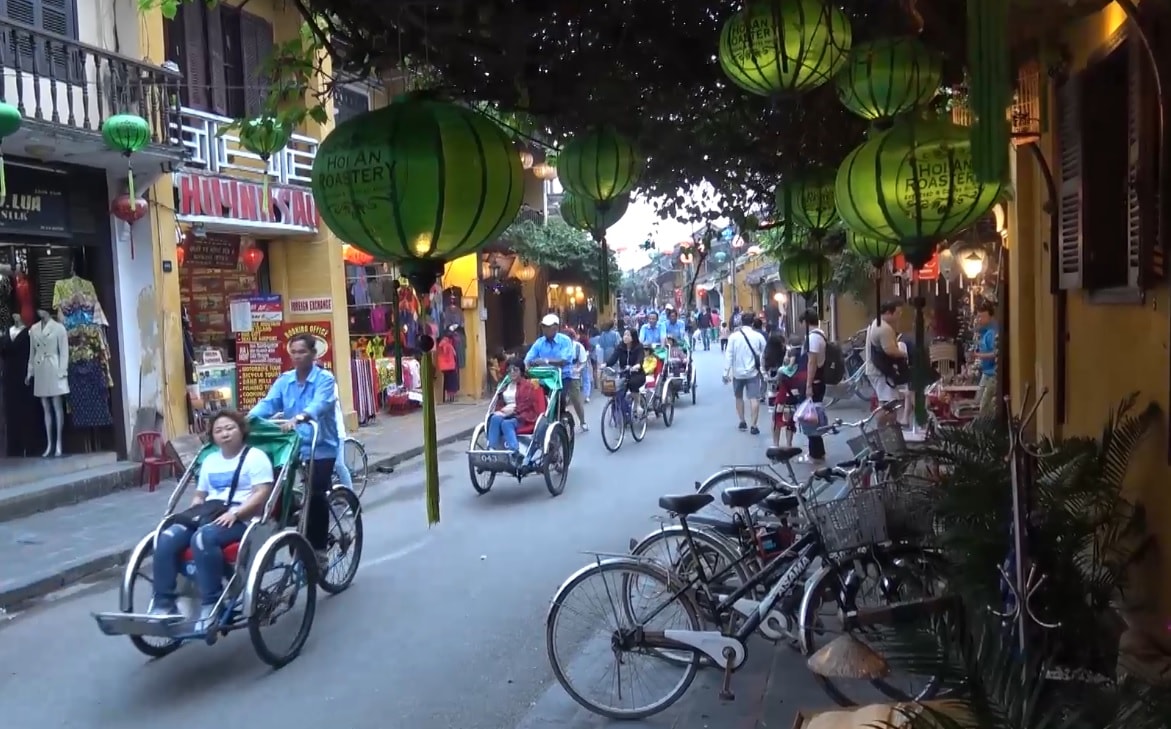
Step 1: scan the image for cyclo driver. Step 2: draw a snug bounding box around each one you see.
[524,313,588,432]
[248,332,340,570]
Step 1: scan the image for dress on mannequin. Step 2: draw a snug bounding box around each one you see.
[54,274,114,428]
[28,312,69,457]
[0,319,44,456]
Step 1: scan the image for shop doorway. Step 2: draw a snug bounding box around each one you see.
[484,282,525,357]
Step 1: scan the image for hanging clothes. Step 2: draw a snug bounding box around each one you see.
[0,326,45,456]
[0,270,13,328]
[53,276,114,427]
[14,271,33,325]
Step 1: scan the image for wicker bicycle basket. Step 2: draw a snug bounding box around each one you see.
[847,424,907,457]
[600,371,620,396]
[807,487,889,553]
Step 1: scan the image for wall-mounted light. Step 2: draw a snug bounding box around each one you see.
[992,203,1007,237]
[773,291,787,304]
[961,249,987,280]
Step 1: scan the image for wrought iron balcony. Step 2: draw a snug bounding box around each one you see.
[174,107,319,186]
[0,20,181,152]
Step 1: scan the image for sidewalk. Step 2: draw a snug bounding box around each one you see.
[0,400,487,611]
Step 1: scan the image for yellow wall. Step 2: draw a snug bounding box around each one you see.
[1013,0,1171,611]
[724,256,767,312]
[441,254,486,400]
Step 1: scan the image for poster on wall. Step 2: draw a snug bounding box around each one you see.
[280,321,335,372]
[235,321,335,411]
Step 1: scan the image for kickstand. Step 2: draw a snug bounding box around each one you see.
[719,647,736,700]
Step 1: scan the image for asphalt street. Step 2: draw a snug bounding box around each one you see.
[0,348,869,728]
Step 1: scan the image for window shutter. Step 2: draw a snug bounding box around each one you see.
[1129,38,1165,288]
[205,7,227,116]
[1056,76,1083,291]
[241,13,274,118]
[178,0,208,111]
[334,86,370,124]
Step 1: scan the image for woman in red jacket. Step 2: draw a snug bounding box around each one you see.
[487,358,544,455]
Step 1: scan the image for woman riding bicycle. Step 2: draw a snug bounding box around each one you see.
[606,327,646,391]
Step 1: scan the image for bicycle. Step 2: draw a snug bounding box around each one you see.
[599,366,650,452]
[332,436,369,498]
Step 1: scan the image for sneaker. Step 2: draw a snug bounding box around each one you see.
[194,604,216,633]
[750,426,760,435]
[585,397,591,404]
[147,600,180,619]
[580,423,589,433]
[738,421,747,431]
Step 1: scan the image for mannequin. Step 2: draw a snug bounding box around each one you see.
[53,263,113,429]
[0,311,43,456]
[27,308,69,457]
[8,311,23,340]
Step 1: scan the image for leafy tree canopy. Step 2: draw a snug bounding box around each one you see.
[505,218,621,293]
[756,226,872,302]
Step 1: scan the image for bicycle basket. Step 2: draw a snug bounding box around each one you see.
[847,434,870,457]
[600,372,619,396]
[865,424,908,455]
[807,487,889,552]
[881,476,937,542]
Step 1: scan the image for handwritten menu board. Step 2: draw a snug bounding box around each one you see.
[235,321,335,412]
[180,262,261,349]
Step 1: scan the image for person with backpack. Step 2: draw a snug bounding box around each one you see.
[864,300,910,426]
[799,308,844,462]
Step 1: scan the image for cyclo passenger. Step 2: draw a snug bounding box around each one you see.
[661,305,688,350]
[638,310,663,346]
[524,313,588,433]
[149,410,275,627]
[605,327,647,414]
[486,357,544,466]
[248,332,340,570]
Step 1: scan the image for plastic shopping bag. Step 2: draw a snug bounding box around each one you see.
[795,398,819,426]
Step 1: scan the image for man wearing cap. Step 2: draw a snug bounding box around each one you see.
[525,313,589,432]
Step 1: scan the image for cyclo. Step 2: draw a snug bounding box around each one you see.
[662,336,696,405]
[642,344,676,427]
[92,417,363,668]
[467,365,574,496]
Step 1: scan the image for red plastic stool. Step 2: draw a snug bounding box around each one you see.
[137,431,180,492]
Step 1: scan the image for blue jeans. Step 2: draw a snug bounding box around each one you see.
[582,365,593,399]
[154,520,248,607]
[334,458,353,489]
[487,413,519,450]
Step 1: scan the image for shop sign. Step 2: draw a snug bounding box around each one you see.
[914,252,941,281]
[0,167,69,237]
[184,234,241,270]
[229,294,283,333]
[175,171,318,231]
[289,297,333,314]
[235,321,336,411]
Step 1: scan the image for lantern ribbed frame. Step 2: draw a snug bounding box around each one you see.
[0,102,21,138]
[557,127,644,203]
[835,37,943,122]
[101,114,151,154]
[718,0,852,97]
[834,116,1005,268]
[311,96,524,263]
[239,116,292,159]
[781,249,831,295]
[846,229,899,263]
[559,192,630,233]
[777,168,838,235]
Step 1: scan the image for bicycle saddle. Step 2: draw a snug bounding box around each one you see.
[762,493,799,515]
[720,485,773,509]
[658,493,714,516]
[765,446,803,463]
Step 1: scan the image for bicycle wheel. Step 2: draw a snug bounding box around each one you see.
[342,438,369,498]
[662,392,676,427]
[546,559,702,720]
[319,487,363,594]
[694,467,789,522]
[600,399,625,452]
[630,526,750,603]
[799,548,948,707]
[630,394,649,442]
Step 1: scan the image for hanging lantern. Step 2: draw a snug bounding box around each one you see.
[312,93,523,527]
[746,244,764,256]
[515,261,537,282]
[781,249,831,296]
[342,243,375,266]
[111,194,148,224]
[175,243,187,267]
[516,141,535,170]
[101,114,151,200]
[937,247,959,281]
[777,168,838,240]
[835,37,943,122]
[240,246,265,274]
[238,116,292,211]
[556,127,644,203]
[532,162,557,180]
[835,115,1004,269]
[0,102,21,199]
[717,0,853,97]
[559,192,630,233]
[845,229,899,265]
[680,252,694,266]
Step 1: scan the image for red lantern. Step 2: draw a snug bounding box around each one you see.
[111,194,148,223]
[240,246,265,274]
[175,244,186,267]
[342,243,375,266]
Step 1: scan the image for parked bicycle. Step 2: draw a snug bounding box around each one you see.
[599,365,650,453]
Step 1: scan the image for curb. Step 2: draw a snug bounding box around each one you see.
[0,424,479,613]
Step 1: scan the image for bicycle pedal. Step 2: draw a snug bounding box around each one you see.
[719,689,735,701]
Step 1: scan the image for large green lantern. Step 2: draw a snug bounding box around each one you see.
[560,192,630,233]
[717,0,852,97]
[239,116,292,210]
[101,113,151,200]
[557,127,644,204]
[835,115,1004,268]
[835,37,942,122]
[781,249,831,296]
[777,169,838,239]
[846,229,900,316]
[311,95,522,526]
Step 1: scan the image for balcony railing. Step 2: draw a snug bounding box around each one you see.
[0,20,181,146]
[174,107,318,186]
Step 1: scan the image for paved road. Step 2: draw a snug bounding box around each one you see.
[0,349,866,728]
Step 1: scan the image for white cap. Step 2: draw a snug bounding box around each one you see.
[663,304,675,312]
[541,313,560,327]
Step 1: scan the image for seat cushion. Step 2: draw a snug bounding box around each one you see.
[180,541,241,563]
[515,421,535,436]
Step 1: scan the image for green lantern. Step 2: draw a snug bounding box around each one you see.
[239,117,292,211]
[835,37,942,122]
[846,229,900,316]
[560,192,630,233]
[311,94,523,526]
[102,114,151,200]
[0,102,20,199]
[556,127,644,204]
[781,248,831,296]
[777,168,838,239]
[718,0,852,97]
[835,115,1004,268]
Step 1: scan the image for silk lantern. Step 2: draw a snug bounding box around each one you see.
[777,169,838,241]
[175,243,187,267]
[239,117,292,211]
[111,194,148,223]
[718,0,852,97]
[240,246,265,274]
[556,127,644,204]
[311,93,523,526]
[846,230,900,315]
[781,249,831,296]
[835,37,942,123]
[559,192,630,233]
[101,114,151,200]
[0,102,21,199]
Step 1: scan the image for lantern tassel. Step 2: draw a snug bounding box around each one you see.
[126,164,135,203]
[402,259,446,526]
[262,175,270,216]
[0,151,7,200]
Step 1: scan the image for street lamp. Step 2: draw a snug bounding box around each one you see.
[960,249,986,280]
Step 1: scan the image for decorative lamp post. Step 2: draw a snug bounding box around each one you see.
[101,114,151,201]
[717,0,853,96]
[238,117,293,211]
[835,37,942,123]
[311,93,523,525]
[836,114,1004,422]
[0,102,21,198]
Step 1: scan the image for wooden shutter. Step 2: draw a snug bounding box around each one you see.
[1128,37,1165,289]
[1055,76,1083,291]
[177,1,208,111]
[241,13,274,118]
[205,6,227,115]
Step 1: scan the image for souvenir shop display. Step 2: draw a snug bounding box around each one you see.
[28,308,70,457]
[54,269,114,431]
[1,302,45,457]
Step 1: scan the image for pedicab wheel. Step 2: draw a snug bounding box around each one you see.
[123,537,182,658]
[691,374,697,404]
[468,423,497,495]
[559,412,577,465]
[342,437,369,499]
[600,399,625,453]
[542,423,571,496]
[246,531,317,669]
[630,394,649,442]
[318,487,363,595]
[662,392,676,427]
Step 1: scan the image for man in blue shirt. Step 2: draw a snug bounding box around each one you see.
[525,313,588,432]
[973,300,999,417]
[639,311,664,345]
[249,332,339,567]
[662,305,688,348]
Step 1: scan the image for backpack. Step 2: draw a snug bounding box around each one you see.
[808,330,847,385]
[870,343,911,386]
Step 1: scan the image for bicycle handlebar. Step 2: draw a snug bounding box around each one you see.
[815,401,902,436]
